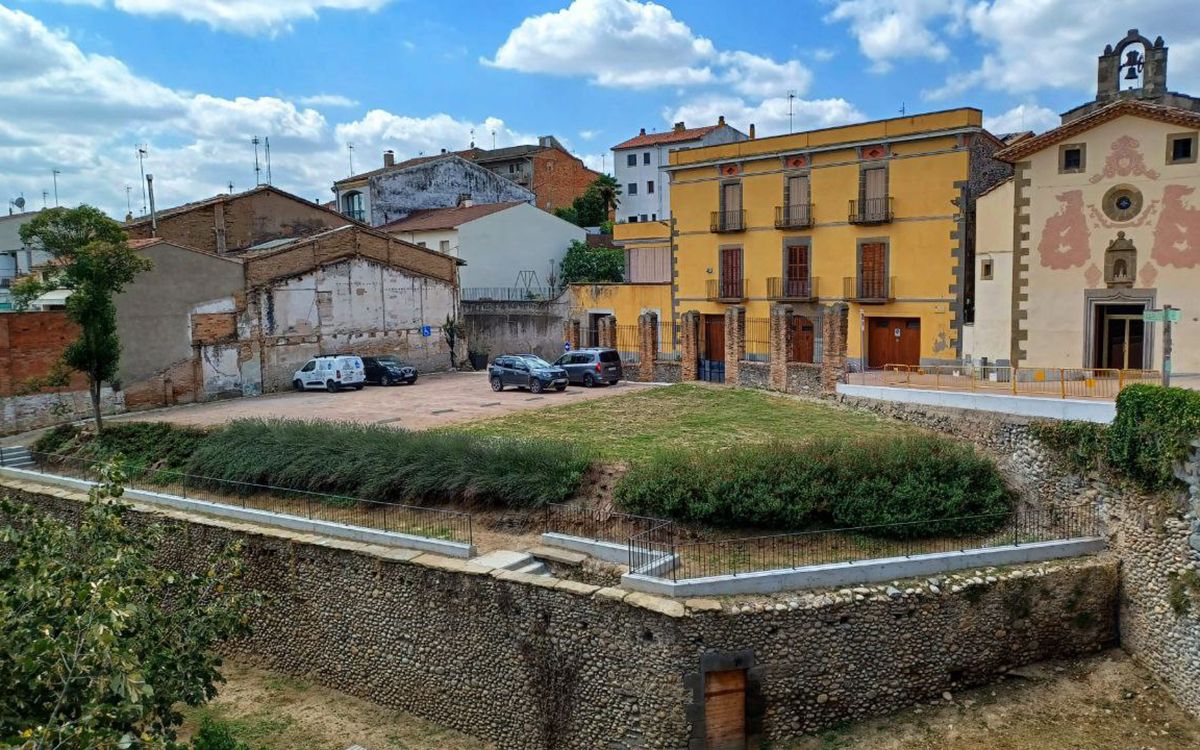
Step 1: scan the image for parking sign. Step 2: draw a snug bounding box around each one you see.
[421,325,432,337]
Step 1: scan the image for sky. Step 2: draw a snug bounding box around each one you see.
[2,0,1198,219]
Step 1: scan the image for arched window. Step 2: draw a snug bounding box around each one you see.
[342,191,365,222]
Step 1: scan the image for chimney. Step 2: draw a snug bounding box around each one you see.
[146,173,158,237]
[749,123,756,139]
[639,128,646,135]
[457,193,474,208]
[674,121,685,132]
[718,115,725,126]
[440,148,447,154]
[383,150,395,167]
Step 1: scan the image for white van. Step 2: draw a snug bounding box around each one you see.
[292,355,366,392]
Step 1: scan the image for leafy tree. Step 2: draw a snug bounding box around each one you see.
[559,239,624,284]
[555,176,621,228]
[589,174,621,215]
[20,207,152,431]
[0,459,258,750]
[552,205,579,226]
[9,273,58,312]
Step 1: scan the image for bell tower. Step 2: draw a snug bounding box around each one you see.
[1061,30,1200,124]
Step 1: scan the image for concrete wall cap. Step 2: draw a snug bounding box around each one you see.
[684,598,723,613]
[410,553,494,576]
[555,579,602,596]
[624,591,688,618]
[494,569,560,588]
[593,586,630,603]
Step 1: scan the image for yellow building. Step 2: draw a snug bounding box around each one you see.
[574,109,1011,370]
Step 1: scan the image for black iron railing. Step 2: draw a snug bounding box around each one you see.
[544,503,672,546]
[843,275,895,302]
[848,197,893,224]
[461,287,558,302]
[767,276,818,300]
[775,204,813,228]
[13,451,474,547]
[710,210,746,233]
[706,278,745,301]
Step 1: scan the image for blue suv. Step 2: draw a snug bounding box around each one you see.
[489,355,568,393]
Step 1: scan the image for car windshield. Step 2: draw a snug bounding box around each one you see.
[521,357,553,369]
[376,356,403,366]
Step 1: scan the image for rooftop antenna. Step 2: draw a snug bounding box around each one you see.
[252,136,262,186]
[347,142,355,176]
[265,136,272,185]
[125,185,132,215]
[228,181,234,194]
[492,130,496,149]
[51,169,60,206]
[469,127,475,148]
[899,102,907,116]
[136,144,149,215]
[42,190,48,209]
[788,90,796,133]
[8,195,26,215]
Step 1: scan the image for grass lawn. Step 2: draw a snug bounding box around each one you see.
[455,383,901,462]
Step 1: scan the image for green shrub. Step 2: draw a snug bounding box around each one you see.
[192,719,249,750]
[1107,385,1200,489]
[66,421,207,475]
[616,435,1010,537]
[32,423,81,455]
[1030,420,1108,471]
[185,419,590,508]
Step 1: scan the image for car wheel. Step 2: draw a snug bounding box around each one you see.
[582,373,595,388]
[531,379,544,394]
[326,380,338,393]
[293,379,304,392]
[608,380,620,386]
[380,374,392,386]
[354,384,364,390]
[555,384,566,392]
[490,376,504,392]
[407,375,418,385]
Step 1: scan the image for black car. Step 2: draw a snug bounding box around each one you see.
[554,347,623,387]
[361,355,418,386]
[489,355,568,393]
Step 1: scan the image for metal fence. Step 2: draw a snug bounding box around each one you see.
[544,503,672,546]
[11,451,474,547]
[658,322,682,362]
[744,317,770,361]
[461,287,559,302]
[615,324,641,364]
[628,504,1102,582]
[857,364,1161,399]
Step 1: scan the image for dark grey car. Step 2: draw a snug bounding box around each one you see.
[554,347,623,387]
[489,355,568,393]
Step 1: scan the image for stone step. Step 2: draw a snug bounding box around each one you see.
[512,560,550,576]
[527,545,588,566]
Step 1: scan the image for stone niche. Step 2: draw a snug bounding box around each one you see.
[1104,231,1137,288]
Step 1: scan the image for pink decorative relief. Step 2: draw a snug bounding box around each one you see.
[1038,190,1092,269]
[1139,261,1158,287]
[1152,185,1200,268]
[1084,263,1102,288]
[1090,136,1160,184]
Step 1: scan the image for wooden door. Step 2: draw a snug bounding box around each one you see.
[785,245,810,298]
[720,247,742,299]
[703,314,726,361]
[897,318,920,366]
[791,316,815,363]
[704,669,746,750]
[867,317,919,368]
[859,243,886,299]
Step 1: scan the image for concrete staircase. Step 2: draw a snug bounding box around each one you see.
[470,549,550,576]
[0,446,33,469]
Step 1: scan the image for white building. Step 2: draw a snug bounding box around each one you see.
[381,200,584,297]
[0,210,47,310]
[611,118,747,224]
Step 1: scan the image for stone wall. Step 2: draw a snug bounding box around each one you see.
[463,293,571,364]
[1,480,1119,750]
[737,361,770,390]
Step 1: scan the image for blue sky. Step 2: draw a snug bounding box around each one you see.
[2,0,1197,217]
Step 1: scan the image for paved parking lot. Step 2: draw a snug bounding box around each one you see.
[113,371,656,431]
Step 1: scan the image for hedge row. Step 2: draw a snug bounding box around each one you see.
[614,434,1011,538]
[1032,384,1200,490]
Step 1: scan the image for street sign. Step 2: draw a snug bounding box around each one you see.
[421,325,432,337]
[1167,308,1182,323]
[563,341,572,352]
[1143,310,1165,323]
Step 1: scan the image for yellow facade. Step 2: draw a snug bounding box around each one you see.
[569,219,672,336]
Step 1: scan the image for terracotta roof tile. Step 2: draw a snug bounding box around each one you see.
[995,100,1200,162]
[612,124,721,151]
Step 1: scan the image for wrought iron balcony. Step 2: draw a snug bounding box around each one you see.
[775,203,813,229]
[843,275,895,303]
[710,209,746,233]
[848,197,893,224]
[767,276,818,301]
[706,278,745,301]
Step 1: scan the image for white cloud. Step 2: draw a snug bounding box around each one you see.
[982,103,1060,135]
[0,5,535,216]
[825,0,965,72]
[578,129,600,141]
[46,0,394,35]
[720,51,812,98]
[667,95,865,138]
[297,94,359,108]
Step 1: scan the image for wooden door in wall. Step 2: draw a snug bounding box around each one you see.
[701,314,726,383]
[791,316,815,363]
[704,669,746,750]
[867,317,920,368]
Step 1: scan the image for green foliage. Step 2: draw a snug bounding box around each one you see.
[1107,384,1200,489]
[8,274,55,312]
[0,460,257,749]
[559,239,624,284]
[191,719,250,750]
[32,423,82,455]
[615,435,1011,537]
[1168,569,1200,616]
[80,422,208,474]
[554,175,621,227]
[186,419,590,508]
[19,206,153,431]
[1030,420,1109,471]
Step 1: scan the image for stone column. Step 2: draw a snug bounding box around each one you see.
[637,311,658,382]
[564,319,580,350]
[769,304,794,391]
[599,315,617,349]
[724,305,745,385]
[680,310,701,381]
[820,302,849,394]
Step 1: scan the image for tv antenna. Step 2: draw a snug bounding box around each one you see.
[136,144,149,215]
[41,190,48,209]
[899,102,907,116]
[347,142,355,176]
[51,169,61,207]
[252,136,262,185]
[228,181,235,194]
[8,195,25,214]
[264,136,272,185]
[788,90,796,133]
[125,185,132,215]
[491,130,496,149]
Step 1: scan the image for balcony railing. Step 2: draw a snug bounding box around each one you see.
[710,210,746,233]
[774,203,814,229]
[848,197,893,224]
[767,276,818,301]
[707,278,745,301]
[843,275,895,303]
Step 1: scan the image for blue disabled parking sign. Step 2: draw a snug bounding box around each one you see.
[421,325,432,337]
[563,341,572,352]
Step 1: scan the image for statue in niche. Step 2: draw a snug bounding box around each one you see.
[1104,231,1137,288]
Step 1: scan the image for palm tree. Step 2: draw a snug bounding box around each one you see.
[591,174,621,214]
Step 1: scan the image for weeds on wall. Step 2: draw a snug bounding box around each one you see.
[614,434,1011,538]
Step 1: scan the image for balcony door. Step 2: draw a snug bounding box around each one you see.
[784,174,809,225]
[720,247,742,299]
[861,167,887,220]
[858,242,886,299]
[784,244,810,299]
